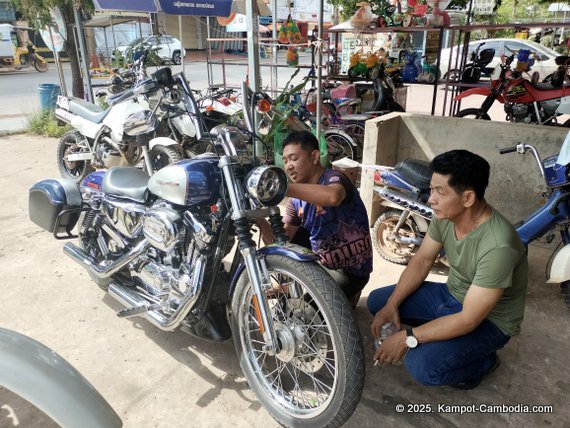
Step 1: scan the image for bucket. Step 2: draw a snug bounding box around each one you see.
[38,83,61,110]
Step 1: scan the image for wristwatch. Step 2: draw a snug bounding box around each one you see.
[405,326,418,349]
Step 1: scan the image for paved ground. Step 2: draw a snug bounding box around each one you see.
[1,133,570,427]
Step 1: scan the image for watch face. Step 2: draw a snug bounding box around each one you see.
[406,335,418,348]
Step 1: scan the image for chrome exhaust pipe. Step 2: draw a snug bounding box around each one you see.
[63,239,150,278]
[107,255,206,331]
[376,187,434,219]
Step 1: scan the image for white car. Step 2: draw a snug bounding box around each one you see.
[116,35,185,65]
[439,38,561,81]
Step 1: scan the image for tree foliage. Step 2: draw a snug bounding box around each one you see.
[11,0,94,98]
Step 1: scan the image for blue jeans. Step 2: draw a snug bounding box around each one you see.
[367,281,510,386]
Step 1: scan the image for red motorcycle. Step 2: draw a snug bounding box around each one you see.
[454,52,570,126]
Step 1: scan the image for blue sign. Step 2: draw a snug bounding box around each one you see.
[158,0,233,17]
[93,0,158,12]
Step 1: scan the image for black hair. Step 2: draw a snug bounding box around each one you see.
[282,130,319,153]
[430,150,490,200]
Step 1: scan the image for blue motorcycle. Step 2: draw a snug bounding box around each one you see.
[28,69,365,426]
[366,141,570,308]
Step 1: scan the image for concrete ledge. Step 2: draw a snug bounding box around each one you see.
[362,113,569,225]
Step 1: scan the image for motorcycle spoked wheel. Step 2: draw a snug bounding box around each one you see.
[372,209,421,265]
[454,108,492,120]
[231,254,364,427]
[325,132,355,162]
[56,130,94,182]
[150,145,182,173]
[34,58,49,72]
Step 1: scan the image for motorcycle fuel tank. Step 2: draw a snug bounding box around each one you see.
[148,157,222,206]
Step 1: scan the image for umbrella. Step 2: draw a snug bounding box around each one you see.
[158,0,270,17]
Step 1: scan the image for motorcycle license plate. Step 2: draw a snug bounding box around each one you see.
[56,95,69,110]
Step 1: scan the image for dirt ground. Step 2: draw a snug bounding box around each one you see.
[1,133,570,428]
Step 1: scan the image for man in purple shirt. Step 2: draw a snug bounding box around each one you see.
[278,130,373,308]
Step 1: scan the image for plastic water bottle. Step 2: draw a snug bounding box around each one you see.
[373,322,398,351]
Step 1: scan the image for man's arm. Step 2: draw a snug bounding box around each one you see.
[371,234,442,337]
[286,183,346,207]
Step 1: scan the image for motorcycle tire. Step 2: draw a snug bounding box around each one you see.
[172,51,182,65]
[34,59,49,72]
[324,131,356,163]
[387,101,405,113]
[230,254,364,427]
[561,281,570,309]
[372,209,421,265]
[149,145,182,173]
[347,67,357,79]
[454,108,491,120]
[56,130,94,182]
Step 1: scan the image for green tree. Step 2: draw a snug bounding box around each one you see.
[11,0,94,98]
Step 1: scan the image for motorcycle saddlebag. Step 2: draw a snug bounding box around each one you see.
[29,179,82,235]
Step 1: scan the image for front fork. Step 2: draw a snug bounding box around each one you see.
[219,155,282,354]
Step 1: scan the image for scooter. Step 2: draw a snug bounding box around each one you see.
[358,138,570,308]
[454,51,570,126]
[0,40,48,72]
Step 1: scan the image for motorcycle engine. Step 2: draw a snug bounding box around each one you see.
[505,103,532,123]
[143,205,184,253]
[96,132,141,168]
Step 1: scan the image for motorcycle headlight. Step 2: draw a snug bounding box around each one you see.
[246,166,288,206]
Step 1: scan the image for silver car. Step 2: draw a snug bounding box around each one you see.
[439,38,560,81]
[117,35,186,65]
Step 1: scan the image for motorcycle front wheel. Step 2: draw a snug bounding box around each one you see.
[454,108,491,120]
[57,130,94,182]
[231,254,364,427]
[34,58,49,72]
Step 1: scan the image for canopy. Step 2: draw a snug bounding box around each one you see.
[94,0,158,13]
[157,0,270,17]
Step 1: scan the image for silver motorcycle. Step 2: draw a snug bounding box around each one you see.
[29,79,365,426]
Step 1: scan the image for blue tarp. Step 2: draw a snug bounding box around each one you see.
[93,0,158,12]
[157,0,233,17]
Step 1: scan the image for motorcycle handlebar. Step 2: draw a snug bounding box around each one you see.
[499,146,518,154]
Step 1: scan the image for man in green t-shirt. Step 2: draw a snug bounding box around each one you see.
[367,150,528,389]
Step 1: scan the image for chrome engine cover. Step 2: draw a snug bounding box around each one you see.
[102,199,145,238]
[143,206,183,252]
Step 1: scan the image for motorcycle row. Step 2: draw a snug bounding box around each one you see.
[27,43,570,424]
[29,59,404,426]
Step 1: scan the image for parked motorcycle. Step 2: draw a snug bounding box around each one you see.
[29,79,365,427]
[359,140,570,308]
[454,52,570,126]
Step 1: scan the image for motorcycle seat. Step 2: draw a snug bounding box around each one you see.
[394,159,432,190]
[68,98,109,124]
[101,167,150,203]
[530,81,558,91]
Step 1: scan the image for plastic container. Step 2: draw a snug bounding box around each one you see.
[38,83,61,110]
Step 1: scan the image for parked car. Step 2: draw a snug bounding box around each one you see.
[116,35,185,65]
[439,38,560,82]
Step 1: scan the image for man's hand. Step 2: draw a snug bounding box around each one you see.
[373,330,408,365]
[370,301,401,338]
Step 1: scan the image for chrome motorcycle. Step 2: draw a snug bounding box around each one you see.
[29,81,365,427]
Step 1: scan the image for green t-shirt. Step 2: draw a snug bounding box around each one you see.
[428,207,528,336]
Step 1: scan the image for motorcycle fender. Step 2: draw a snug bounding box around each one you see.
[556,96,570,115]
[149,136,180,150]
[546,244,570,284]
[454,87,491,101]
[102,100,147,142]
[379,200,430,233]
[0,328,122,428]
[324,128,357,147]
[228,244,319,298]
